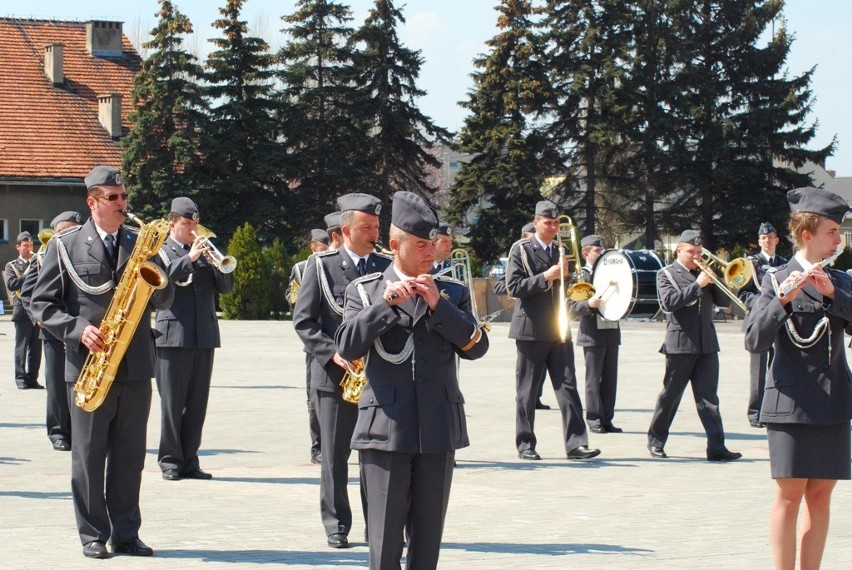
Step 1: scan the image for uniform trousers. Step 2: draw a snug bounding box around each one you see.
[68,380,151,545]
[156,347,214,473]
[43,335,70,443]
[583,345,619,429]
[747,347,772,423]
[360,449,455,570]
[648,353,726,455]
[316,389,362,536]
[306,353,321,457]
[14,317,41,385]
[515,340,588,454]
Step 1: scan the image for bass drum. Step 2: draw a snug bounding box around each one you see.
[591,249,664,320]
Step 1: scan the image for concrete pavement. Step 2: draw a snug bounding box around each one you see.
[2,317,851,568]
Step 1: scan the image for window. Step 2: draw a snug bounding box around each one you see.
[0,219,8,243]
[19,219,43,238]
[449,162,459,169]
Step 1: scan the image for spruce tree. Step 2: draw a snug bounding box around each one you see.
[122,0,207,220]
[350,0,451,231]
[448,1,553,262]
[278,0,370,233]
[220,222,272,319]
[204,0,283,242]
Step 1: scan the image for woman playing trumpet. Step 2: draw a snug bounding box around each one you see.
[745,187,852,570]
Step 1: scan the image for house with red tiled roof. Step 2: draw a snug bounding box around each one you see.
[0,18,140,261]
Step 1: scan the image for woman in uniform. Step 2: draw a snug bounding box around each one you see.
[745,186,852,569]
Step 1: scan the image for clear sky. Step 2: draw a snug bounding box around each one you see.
[8,0,851,175]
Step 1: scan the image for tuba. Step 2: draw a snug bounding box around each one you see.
[340,358,367,404]
[73,212,169,412]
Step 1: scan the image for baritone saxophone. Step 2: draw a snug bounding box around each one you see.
[73,212,169,412]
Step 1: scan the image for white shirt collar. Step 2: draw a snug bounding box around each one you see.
[534,235,553,250]
[93,224,118,243]
[760,251,773,262]
[341,244,367,266]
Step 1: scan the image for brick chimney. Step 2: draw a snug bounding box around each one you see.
[86,21,123,58]
[44,44,64,85]
[98,94,123,138]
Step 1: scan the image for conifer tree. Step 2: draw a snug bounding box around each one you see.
[278,0,370,232]
[204,0,283,242]
[350,0,451,231]
[448,1,553,262]
[220,222,272,319]
[122,0,207,219]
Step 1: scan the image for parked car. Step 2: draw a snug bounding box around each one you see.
[487,257,509,278]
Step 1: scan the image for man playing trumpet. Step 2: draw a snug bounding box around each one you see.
[155,197,235,481]
[648,230,741,461]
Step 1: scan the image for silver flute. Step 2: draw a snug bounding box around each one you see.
[778,247,843,296]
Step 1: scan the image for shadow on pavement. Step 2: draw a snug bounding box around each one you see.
[443,541,653,556]
[153,549,369,565]
[0,490,71,500]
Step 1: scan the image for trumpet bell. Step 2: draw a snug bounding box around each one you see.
[216,255,237,274]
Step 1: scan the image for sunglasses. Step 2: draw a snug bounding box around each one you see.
[96,192,129,202]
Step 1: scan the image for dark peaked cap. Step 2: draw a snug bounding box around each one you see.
[310,229,330,244]
[84,165,122,189]
[678,230,702,245]
[324,212,341,231]
[16,231,32,243]
[170,197,199,221]
[337,193,382,216]
[392,191,439,240]
[758,222,777,236]
[581,235,604,248]
[788,186,851,225]
[51,211,82,230]
[521,222,535,234]
[437,221,452,237]
[535,200,559,219]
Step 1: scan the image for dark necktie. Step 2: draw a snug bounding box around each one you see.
[769,255,776,266]
[690,267,701,278]
[104,234,117,265]
[549,245,558,265]
[357,258,367,276]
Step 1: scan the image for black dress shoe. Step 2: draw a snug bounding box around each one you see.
[567,446,601,460]
[16,383,29,390]
[647,444,667,458]
[518,449,541,460]
[327,532,350,548]
[750,420,766,428]
[27,382,45,389]
[52,438,71,451]
[182,468,213,480]
[589,425,606,434]
[604,425,623,433]
[707,450,743,462]
[535,400,551,410]
[162,469,181,481]
[112,537,153,556]
[83,541,108,559]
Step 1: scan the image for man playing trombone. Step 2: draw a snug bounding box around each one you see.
[647,230,741,461]
[155,197,235,481]
[506,201,600,461]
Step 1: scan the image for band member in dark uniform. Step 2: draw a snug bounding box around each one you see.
[5,231,43,389]
[287,228,331,464]
[432,221,453,273]
[155,197,235,481]
[738,222,787,428]
[293,193,392,549]
[336,191,488,570]
[569,235,622,434]
[506,201,600,461]
[745,187,852,570]
[31,166,174,559]
[20,211,83,450]
[325,211,344,250]
[647,230,741,461]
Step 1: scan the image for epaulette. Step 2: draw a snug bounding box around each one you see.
[122,223,140,234]
[373,251,393,261]
[352,272,383,285]
[315,249,338,258]
[766,266,780,274]
[55,225,83,239]
[434,274,465,286]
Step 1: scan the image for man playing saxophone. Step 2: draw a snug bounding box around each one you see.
[31,166,174,559]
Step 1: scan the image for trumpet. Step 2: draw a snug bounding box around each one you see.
[693,250,750,313]
[192,226,237,274]
[778,247,843,296]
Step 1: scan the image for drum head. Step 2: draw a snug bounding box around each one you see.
[592,250,637,320]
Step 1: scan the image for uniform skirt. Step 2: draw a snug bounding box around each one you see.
[766,422,851,480]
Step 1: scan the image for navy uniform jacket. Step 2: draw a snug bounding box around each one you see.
[745,259,852,424]
[569,266,621,347]
[5,257,33,321]
[657,261,730,354]
[738,252,788,312]
[155,236,234,348]
[31,219,175,383]
[293,247,393,393]
[335,267,488,453]
[506,237,565,341]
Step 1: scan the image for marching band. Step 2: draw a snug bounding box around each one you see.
[4,165,852,569]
